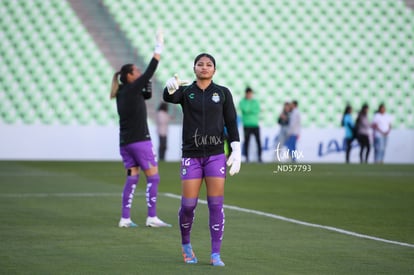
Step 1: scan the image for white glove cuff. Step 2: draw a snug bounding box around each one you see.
[230,141,241,152]
[154,44,163,55]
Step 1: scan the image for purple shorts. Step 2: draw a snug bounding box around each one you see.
[120,140,157,170]
[180,154,227,180]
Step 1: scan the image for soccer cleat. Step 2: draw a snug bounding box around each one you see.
[182,244,197,264]
[145,216,172,228]
[118,218,138,228]
[210,253,225,266]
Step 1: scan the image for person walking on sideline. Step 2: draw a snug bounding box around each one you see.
[164,53,241,266]
[110,30,171,228]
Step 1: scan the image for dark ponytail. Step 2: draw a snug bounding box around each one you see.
[109,64,134,99]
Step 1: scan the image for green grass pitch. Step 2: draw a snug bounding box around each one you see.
[0,161,413,274]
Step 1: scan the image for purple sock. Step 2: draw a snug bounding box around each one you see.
[179,197,198,245]
[146,174,160,217]
[208,196,225,254]
[121,175,139,219]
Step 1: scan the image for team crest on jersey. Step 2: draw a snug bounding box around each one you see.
[181,168,187,176]
[211,92,220,103]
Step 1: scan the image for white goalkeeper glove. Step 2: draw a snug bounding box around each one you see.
[154,28,164,54]
[226,141,241,176]
[166,74,189,94]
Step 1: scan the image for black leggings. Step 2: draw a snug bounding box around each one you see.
[345,137,354,163]
[158,136,167,161]
[357,134,370,163]
[243,127,262,162]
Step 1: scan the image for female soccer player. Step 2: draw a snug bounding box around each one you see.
[163,53,241,266]
[110,31,170,228]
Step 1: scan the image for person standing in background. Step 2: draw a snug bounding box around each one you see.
[341,105,355,163]
[277,101,291,149]
[372,103,392,164]
[286,100,301,162]
[156,102,170,161]
[239,87,262,162]
[356,104,371,163]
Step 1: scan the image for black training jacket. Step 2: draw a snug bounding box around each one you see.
[163,81,239,157]
[116,58,158,146]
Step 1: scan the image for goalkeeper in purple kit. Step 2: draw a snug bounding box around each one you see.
[110,30,170,229]
[164,53,241,266]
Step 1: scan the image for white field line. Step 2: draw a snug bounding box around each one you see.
[2,192,413,248]
[162,193,414,249]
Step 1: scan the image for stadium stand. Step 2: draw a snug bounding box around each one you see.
[0,0,413,128]
[0,0,116,125]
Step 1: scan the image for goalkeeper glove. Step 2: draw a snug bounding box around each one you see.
[154,28,164,54]
[226,141,241,176]
[166,74,189,94]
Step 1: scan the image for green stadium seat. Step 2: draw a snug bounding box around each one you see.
[0,0,118,125]
[1,0,413,128]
